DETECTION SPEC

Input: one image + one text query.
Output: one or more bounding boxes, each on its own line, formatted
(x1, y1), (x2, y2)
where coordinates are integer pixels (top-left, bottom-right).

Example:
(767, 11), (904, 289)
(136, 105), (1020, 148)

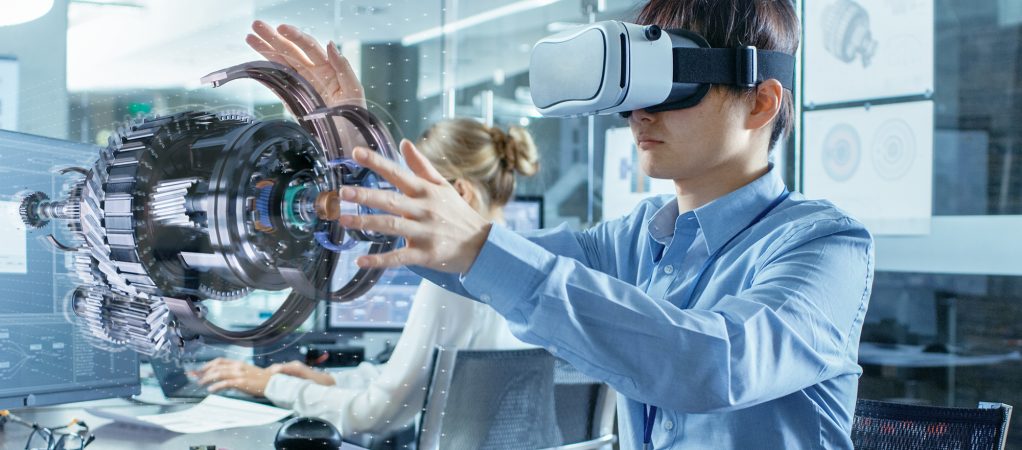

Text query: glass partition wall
(65, 0), (645, 228)
(798, 1), (1022, 446)
(62, 0), (451, 335)
(443, 0), (643, 228)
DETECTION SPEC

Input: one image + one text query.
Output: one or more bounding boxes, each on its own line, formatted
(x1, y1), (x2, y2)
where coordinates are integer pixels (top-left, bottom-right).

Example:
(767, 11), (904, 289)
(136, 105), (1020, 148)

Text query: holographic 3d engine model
(17, 62), (399, 355)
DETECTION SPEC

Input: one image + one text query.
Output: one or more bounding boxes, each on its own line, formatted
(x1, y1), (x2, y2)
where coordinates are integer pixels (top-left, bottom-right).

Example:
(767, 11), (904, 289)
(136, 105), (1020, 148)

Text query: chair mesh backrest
(429, 348), (561, 450)
(554, 358), (604, 443)
(852, 399), (1012, 450)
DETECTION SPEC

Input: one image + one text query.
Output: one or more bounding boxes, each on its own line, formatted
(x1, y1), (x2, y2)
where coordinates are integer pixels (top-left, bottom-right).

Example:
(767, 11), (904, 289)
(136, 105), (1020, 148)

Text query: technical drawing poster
(804, 0), (933, 105)
(602, 127), (675, 221)
(0, 58), (16, 131)
(803, 101), (933, 235)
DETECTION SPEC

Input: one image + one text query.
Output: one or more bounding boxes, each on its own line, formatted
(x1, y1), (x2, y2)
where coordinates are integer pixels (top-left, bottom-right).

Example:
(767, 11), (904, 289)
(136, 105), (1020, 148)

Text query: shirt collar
(644, 164), (786, 257)
(647, 200), (680, 246)
(647, 197), (699, 264)
(694, 164), (787, 254)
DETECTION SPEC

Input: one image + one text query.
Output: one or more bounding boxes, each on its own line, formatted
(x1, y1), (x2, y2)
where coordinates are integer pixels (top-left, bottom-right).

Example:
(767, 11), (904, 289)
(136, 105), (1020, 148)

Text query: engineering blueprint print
(804, 0), (934, 105)
(803, 101), (934, 235)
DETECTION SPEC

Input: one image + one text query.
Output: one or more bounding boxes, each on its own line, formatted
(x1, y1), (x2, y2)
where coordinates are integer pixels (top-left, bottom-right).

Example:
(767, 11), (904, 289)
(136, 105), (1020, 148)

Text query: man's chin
(639, 162), (674, 180)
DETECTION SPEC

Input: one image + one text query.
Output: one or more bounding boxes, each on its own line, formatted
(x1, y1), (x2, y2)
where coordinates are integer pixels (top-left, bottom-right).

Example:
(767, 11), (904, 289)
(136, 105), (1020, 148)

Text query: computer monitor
(504, 195), (544, 231)
(327, 196), (544, 331)
(0, 130), (140, 409)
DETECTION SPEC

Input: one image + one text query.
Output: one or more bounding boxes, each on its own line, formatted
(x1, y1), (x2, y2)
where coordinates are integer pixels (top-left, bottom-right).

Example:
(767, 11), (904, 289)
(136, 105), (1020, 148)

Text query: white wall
(0, 0), (69, 139)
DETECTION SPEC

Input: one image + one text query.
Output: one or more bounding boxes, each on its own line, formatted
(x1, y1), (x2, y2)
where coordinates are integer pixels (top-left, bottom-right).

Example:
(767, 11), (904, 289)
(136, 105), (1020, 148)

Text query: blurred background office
(1, 0), (1022, 447)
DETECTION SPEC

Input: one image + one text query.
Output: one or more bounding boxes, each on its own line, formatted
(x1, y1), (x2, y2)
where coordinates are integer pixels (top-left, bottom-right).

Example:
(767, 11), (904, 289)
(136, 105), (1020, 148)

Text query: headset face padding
(621, 28), (713, 118)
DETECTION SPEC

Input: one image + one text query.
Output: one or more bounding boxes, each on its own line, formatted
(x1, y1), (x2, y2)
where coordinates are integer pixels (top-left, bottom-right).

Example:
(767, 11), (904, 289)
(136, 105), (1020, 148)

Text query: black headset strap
(671, 47), (796, 91)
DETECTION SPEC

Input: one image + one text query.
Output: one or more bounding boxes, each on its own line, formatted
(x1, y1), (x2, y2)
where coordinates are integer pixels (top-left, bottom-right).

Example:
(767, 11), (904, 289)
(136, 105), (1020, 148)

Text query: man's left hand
(337, 140), (491, 274)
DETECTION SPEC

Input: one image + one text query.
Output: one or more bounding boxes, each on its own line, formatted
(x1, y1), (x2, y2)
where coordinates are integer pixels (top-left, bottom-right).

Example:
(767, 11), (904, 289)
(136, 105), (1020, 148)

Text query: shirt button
(480, 294), (491, 302)
(663, 420), (674, 431)
(663, 265), (674, 274)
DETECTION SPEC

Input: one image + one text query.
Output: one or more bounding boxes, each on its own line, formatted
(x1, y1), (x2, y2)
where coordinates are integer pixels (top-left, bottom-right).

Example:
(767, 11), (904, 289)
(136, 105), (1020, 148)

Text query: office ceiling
(67, 0), (640, 96)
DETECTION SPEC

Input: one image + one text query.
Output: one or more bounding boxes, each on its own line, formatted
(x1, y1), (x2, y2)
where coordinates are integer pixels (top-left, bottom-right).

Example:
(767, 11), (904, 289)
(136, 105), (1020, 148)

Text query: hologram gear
(15, 61), (400, 355)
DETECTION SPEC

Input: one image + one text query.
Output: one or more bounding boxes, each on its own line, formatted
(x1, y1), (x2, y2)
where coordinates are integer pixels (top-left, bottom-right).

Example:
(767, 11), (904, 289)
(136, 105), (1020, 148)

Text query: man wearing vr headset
(335, 0), (874, 448)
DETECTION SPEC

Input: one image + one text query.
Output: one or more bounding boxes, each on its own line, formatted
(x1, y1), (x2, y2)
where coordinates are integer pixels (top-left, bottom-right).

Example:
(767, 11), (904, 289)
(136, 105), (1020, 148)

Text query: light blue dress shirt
(413, 166), (874, 449)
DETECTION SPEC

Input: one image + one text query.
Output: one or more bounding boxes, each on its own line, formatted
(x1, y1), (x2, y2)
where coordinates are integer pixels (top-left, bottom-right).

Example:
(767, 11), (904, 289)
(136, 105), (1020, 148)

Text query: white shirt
(262, 280), (531, 436)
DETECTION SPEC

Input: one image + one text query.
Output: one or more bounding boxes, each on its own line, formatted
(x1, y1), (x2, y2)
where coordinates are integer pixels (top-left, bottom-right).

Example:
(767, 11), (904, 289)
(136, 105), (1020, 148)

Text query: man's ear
(746, 79), (783, 132)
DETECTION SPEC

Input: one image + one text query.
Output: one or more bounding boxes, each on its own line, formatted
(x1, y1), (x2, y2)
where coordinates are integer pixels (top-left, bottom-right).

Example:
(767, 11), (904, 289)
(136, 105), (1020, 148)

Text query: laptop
(150, 358), (274, 405)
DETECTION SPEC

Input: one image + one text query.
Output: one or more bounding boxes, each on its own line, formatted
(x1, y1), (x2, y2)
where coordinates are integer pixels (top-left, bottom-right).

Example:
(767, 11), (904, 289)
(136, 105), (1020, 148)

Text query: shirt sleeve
(327, 362), (381, 389)
(261, 281), (490, 436)
(424, 218), (873, 414)
(262, 358), (384, 409)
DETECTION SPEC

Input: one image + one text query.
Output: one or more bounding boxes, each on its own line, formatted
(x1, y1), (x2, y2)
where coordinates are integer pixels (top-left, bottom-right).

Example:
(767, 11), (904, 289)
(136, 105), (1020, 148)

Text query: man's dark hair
(636, 0), (800, 150)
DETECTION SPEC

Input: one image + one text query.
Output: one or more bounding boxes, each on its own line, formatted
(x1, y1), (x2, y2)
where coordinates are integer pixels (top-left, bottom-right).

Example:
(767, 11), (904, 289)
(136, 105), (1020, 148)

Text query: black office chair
(852, 399), (1013, 450)
(553, 359), (617, 449)
(417, 348), (562, 450)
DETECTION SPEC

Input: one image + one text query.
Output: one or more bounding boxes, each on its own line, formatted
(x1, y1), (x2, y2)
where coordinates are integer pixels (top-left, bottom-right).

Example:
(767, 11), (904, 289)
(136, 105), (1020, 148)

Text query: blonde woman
(194, 21), (542, 438)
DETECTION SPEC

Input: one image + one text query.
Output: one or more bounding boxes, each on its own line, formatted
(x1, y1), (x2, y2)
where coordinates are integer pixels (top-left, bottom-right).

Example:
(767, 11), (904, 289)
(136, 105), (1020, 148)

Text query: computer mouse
(274, 417), (343, 450)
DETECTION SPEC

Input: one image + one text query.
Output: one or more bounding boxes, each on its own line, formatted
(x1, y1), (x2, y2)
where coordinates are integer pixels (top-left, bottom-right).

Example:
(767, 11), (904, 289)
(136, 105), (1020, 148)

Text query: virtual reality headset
(529, 21), (796, 117)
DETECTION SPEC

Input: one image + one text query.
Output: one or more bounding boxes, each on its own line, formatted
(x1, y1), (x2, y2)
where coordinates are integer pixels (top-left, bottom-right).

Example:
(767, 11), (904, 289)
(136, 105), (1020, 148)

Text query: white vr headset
(529, 21), (796, 117)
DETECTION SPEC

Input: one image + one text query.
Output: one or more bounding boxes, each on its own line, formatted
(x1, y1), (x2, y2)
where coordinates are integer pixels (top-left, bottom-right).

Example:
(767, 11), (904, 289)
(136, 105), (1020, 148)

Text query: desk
(0, 398), (368, 450)
(859, 342), (1022, 406)
(859, 342), (1022, 368)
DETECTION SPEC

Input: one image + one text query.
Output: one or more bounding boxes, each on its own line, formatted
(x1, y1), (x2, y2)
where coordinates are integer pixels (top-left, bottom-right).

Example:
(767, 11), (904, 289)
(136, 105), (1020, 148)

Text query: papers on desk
(86, 395), (293, 433)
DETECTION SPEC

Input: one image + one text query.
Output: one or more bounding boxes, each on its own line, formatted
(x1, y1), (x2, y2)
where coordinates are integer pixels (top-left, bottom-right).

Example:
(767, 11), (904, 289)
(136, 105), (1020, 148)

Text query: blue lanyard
(643, 404), (659, 450)
(641, 189), (790, 450)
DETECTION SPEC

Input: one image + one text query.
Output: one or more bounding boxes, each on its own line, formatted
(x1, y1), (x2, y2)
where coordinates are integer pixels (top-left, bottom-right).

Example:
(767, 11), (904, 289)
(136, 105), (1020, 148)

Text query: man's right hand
(247, 20), (366, 109)
(268, 361), (337, 386)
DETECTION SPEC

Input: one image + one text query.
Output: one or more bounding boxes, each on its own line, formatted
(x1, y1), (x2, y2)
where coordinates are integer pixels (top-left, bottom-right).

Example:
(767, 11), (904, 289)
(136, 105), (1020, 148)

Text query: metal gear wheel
(18, 191), (51, 229)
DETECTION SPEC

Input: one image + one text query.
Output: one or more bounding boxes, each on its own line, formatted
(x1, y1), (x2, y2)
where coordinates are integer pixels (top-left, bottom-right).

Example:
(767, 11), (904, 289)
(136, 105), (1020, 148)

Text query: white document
(803, 0), (933, 105)
(803, 101), (934, 235)
(0, 58), (16, 131)
(0, 201), (27, 273)
(86, 395), (293, 434)
(601, 127), (675, 221)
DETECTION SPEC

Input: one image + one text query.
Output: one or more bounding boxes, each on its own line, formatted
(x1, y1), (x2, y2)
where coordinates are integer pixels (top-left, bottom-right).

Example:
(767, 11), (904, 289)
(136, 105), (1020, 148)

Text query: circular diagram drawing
(822, 123), (862, 182)
(872, 119), (916, 180)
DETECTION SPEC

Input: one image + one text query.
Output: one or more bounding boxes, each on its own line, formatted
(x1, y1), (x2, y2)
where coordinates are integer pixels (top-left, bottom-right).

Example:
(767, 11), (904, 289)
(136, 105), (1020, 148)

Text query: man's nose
(628, 108), (655, 123)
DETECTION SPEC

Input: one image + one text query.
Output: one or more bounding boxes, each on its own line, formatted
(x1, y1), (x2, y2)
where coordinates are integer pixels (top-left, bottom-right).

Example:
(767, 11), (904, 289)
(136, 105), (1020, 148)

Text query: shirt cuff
(461, 224), (555, 314)
(263, 373), (308, 409)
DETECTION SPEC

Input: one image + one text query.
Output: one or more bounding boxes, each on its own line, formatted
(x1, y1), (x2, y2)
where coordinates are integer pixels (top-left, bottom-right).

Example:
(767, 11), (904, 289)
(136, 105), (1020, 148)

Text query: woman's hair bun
(493, 125), (539, 177)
